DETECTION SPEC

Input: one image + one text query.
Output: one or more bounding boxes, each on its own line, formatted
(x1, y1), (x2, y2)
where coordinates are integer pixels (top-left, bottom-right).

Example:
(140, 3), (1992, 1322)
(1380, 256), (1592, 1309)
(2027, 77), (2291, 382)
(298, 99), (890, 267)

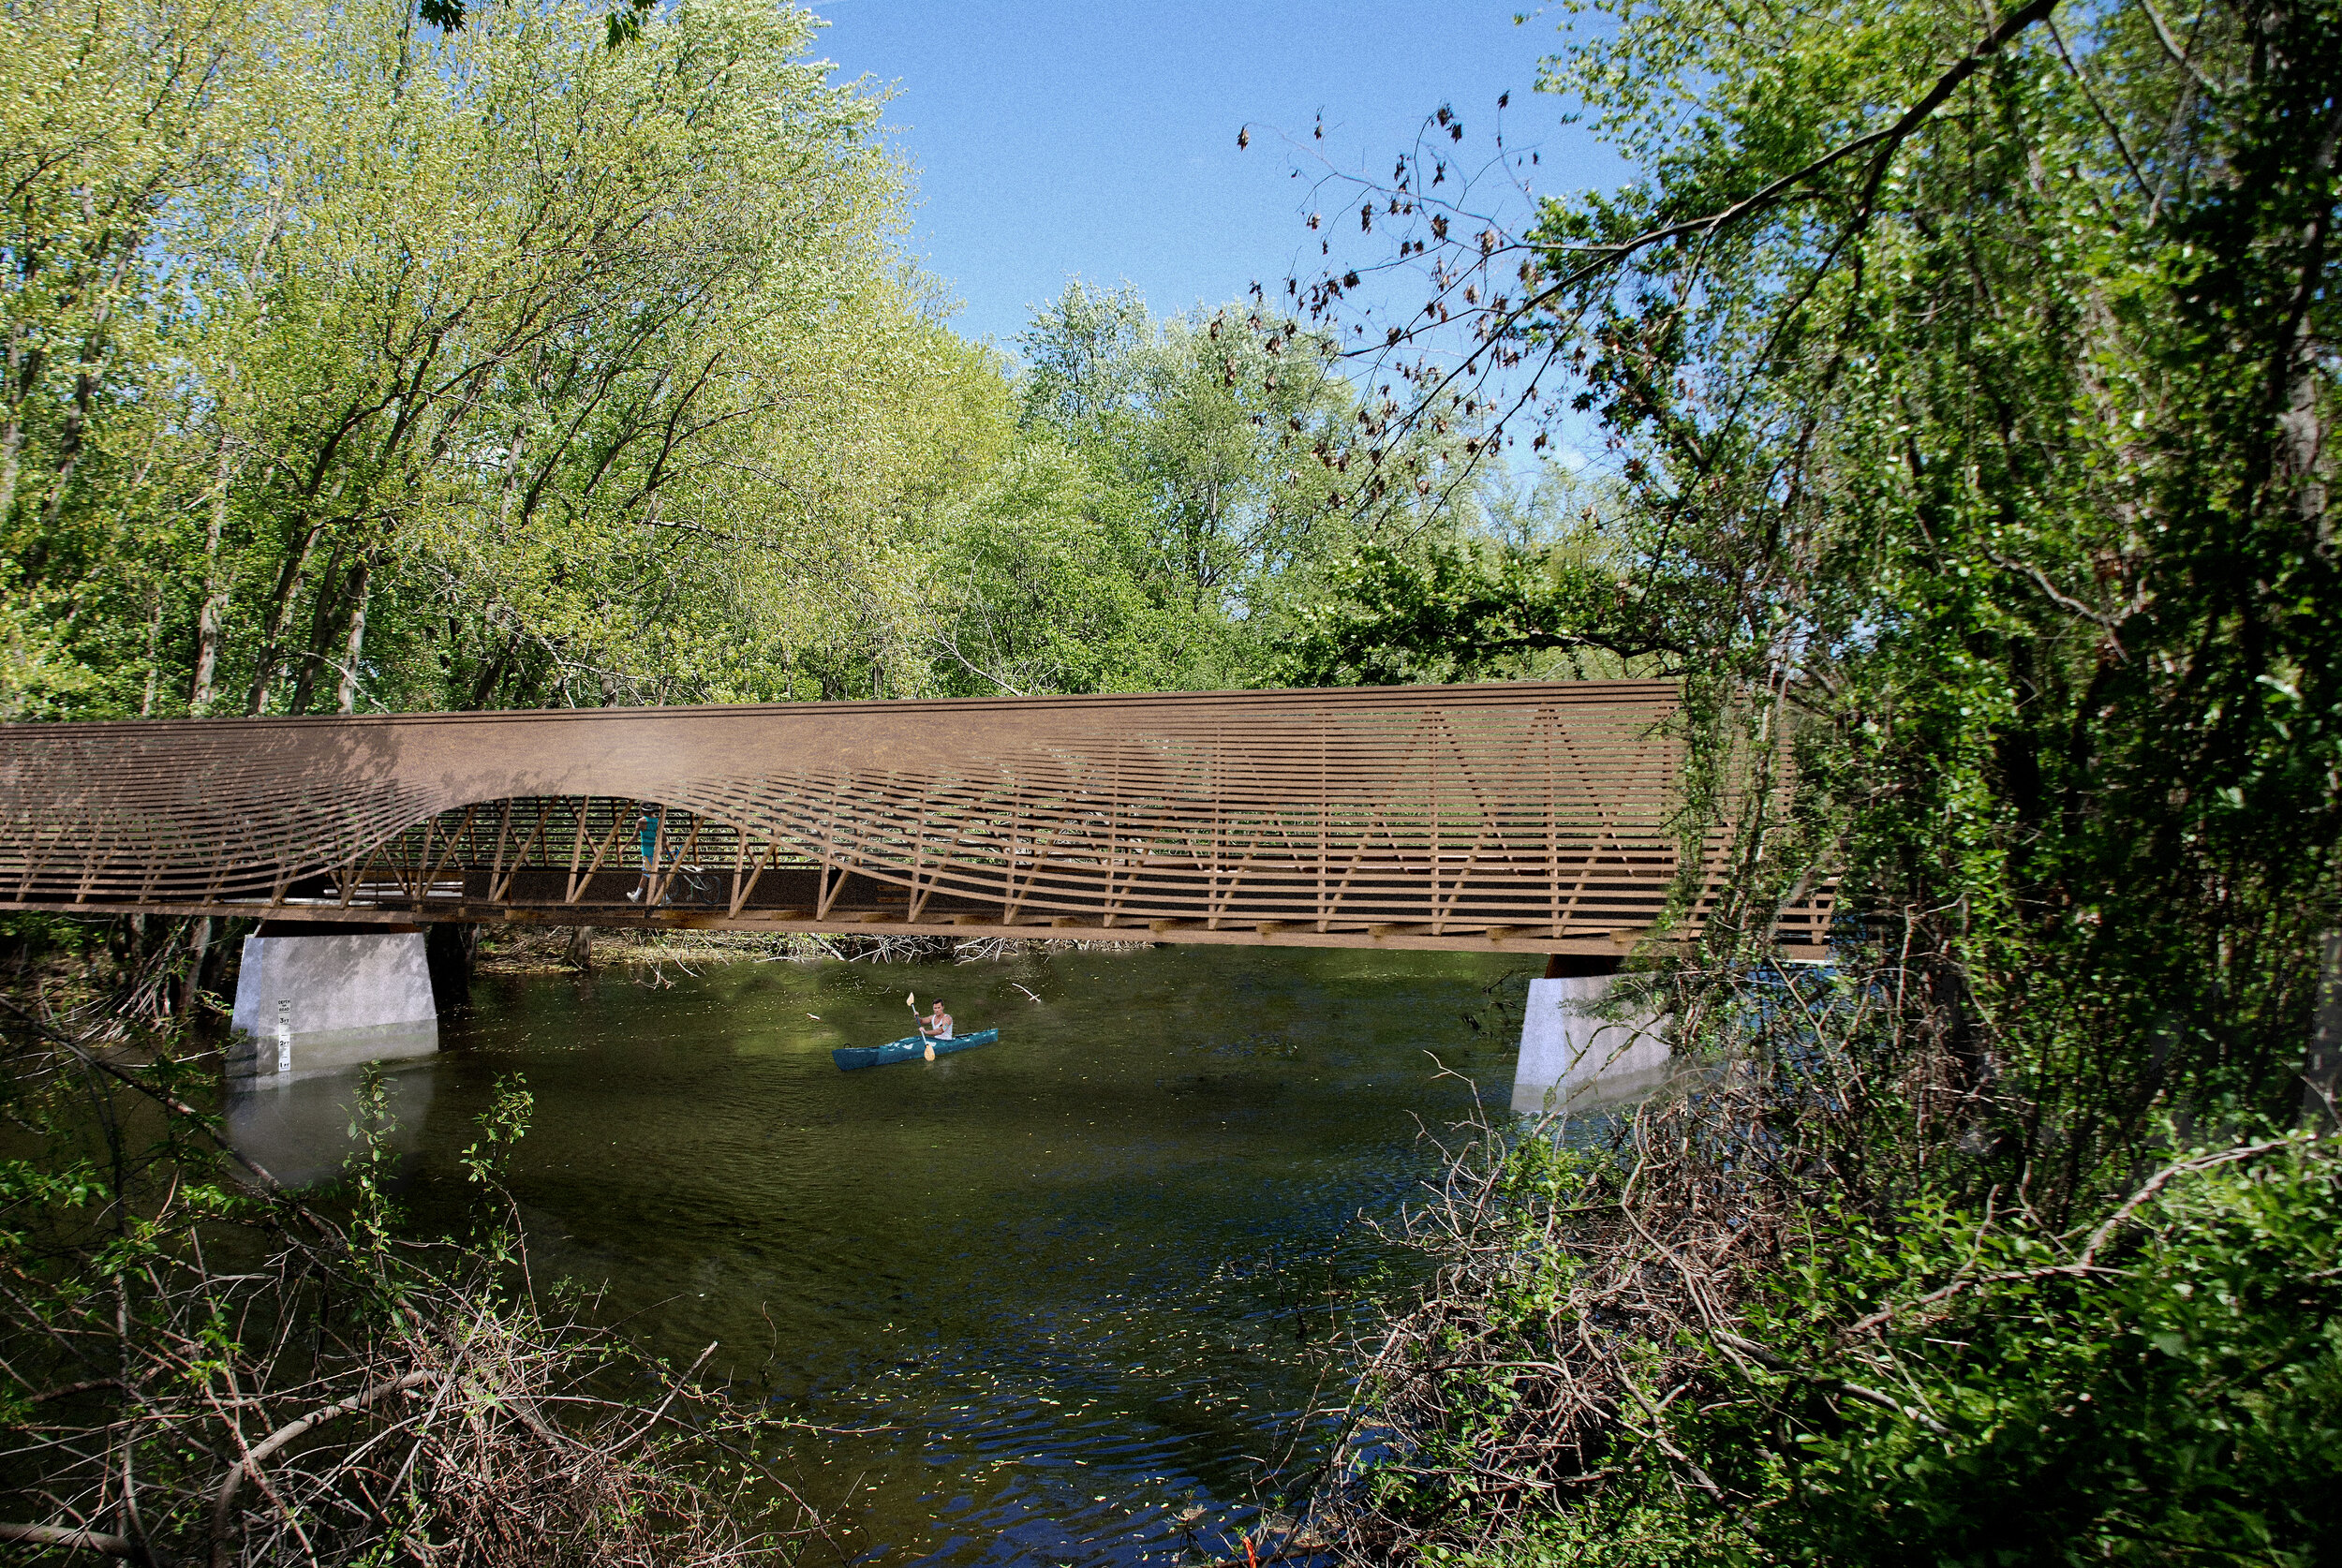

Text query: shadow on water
(229, 944), (1533, 1567)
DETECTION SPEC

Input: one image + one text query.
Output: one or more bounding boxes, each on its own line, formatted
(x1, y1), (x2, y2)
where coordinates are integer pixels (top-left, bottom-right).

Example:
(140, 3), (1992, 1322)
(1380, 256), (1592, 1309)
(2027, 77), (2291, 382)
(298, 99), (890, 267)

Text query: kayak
(832, 1028), (1000, 1072)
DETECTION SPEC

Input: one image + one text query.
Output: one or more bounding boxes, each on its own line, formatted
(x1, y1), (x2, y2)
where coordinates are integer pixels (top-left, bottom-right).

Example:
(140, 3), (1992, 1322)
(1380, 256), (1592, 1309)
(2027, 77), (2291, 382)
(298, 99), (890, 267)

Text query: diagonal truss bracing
(0, 681), (1831, 954)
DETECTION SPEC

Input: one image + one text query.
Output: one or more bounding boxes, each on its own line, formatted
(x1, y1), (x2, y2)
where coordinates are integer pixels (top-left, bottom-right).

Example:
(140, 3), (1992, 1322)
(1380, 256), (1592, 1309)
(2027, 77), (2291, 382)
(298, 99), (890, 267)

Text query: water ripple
(274, 945), (1528, 1565)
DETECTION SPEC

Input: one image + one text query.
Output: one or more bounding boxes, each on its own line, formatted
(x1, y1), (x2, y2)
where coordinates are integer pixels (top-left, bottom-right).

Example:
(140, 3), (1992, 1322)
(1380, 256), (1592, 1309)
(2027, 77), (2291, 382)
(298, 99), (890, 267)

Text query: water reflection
(230, 945), (1533, 1566)
(225, 1061), (436, 1189)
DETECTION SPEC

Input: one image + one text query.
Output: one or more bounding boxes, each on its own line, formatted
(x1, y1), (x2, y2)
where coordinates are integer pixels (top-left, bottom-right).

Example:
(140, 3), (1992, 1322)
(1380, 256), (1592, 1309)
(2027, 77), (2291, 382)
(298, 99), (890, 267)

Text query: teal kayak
(832, 1028), (1000, 1072)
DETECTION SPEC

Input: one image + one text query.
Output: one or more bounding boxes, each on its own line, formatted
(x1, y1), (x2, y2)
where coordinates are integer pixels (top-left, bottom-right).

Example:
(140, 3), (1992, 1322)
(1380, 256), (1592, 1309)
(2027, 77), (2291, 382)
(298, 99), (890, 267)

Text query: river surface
(226, 944), (1533, 1565)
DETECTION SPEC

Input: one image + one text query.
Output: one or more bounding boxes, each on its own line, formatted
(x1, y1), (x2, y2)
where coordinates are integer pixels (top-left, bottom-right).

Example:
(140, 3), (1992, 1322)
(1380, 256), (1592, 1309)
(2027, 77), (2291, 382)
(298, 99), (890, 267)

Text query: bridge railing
(0, 681), (1832, 955)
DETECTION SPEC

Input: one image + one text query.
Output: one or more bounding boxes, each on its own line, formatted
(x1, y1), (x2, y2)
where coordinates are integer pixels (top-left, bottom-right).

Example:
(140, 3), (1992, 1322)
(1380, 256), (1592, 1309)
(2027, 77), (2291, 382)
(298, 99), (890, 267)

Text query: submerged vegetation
(5, 0), (2339, 1560)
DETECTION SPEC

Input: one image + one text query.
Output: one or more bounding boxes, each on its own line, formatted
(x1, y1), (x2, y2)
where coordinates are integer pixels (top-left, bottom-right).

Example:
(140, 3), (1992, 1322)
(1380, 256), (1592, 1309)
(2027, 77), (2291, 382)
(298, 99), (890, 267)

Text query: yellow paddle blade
(905, 991), (916, 1009)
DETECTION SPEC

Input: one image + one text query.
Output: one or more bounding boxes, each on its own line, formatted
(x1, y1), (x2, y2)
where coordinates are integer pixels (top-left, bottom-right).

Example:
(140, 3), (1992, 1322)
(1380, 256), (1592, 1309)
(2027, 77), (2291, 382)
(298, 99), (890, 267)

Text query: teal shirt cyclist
(628, 806), (664, 904)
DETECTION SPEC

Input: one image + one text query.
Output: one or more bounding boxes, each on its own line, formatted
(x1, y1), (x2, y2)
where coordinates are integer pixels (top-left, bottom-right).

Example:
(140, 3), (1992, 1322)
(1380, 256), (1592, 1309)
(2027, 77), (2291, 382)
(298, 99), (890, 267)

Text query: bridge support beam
(229, 924), (438, 1081)
(1510, 961), (1669, 1115)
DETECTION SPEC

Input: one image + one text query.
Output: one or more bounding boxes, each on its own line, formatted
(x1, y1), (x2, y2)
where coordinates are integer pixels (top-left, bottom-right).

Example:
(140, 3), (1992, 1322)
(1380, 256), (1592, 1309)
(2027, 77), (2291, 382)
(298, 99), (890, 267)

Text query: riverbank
(0, 928), (830, 1564)
(7, 918), (1526, 1565)
(471, 923), (1154, 975)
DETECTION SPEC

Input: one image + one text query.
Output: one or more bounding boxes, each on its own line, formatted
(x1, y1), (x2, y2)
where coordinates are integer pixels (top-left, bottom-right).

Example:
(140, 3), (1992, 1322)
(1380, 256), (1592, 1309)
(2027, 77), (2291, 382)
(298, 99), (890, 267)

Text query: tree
(1309, 0), (2339, 1156)
(996, 280), (1478, 694)
(1015, 281), (1362, 615)
(0, 0), (290, 717)
(923, 441), (1201, 696)
(1295, 0), (2342, 1556)
(5, 0), (992, 718)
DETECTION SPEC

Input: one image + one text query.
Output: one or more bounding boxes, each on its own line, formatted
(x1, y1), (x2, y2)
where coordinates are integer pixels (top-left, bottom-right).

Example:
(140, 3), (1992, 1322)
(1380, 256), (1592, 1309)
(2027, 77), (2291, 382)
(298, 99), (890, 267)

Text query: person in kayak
(916, 999), (953, 1061)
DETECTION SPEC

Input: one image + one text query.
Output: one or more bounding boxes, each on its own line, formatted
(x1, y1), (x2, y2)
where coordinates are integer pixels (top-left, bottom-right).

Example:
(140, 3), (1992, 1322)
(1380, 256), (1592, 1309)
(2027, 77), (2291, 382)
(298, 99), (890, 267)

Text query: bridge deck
(0, 681), (1828, 956)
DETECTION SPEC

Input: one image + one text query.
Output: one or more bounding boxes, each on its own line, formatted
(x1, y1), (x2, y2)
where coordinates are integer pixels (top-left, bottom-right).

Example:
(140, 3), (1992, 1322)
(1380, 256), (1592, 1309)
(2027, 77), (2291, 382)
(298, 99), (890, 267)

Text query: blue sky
(811, 0), (1627, 354)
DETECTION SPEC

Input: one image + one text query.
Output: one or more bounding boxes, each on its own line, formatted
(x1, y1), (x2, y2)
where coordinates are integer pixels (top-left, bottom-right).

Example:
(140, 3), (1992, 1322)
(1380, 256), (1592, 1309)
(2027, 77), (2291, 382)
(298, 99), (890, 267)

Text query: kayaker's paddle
(907, 992), (934, 1061)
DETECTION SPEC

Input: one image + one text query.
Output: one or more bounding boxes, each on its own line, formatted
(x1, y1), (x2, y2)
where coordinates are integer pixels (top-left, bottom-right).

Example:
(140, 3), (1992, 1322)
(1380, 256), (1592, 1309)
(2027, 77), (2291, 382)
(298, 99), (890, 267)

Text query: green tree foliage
(5, 0), (1501, 720)
(3, 0), (999, 717)
(1285, 464), (1655, 684)
(1017, 282), (1355, 613)
(922, 442), (1206, 696)
(1450, 0), (2334, 1164)
(1702, 1144), (2342, 1565)
(923, 280), (1467, 696)
(1294, 0), (2342, 1556)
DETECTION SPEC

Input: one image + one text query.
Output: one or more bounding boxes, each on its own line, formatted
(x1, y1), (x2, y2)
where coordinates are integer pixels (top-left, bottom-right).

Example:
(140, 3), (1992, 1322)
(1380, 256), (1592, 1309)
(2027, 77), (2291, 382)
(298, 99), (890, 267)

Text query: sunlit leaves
(4, 0), (992, 715)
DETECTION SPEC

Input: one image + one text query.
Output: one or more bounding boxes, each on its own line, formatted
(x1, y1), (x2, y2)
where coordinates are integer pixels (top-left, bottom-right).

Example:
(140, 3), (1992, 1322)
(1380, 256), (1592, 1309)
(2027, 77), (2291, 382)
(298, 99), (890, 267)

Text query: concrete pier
(228, 923), (438, 1081)
(1510, 973), (1669, 1115)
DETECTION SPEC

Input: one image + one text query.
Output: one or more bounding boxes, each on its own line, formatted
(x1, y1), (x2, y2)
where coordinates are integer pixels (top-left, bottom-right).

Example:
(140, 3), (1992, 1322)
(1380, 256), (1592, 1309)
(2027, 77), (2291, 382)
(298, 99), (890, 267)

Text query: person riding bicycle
(627, 805), (665, 904)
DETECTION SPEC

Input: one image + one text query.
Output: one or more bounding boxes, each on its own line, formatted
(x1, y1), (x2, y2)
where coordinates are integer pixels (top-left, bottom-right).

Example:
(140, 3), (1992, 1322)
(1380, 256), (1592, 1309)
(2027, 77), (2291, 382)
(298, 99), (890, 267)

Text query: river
(227, 943), (1532, 1565)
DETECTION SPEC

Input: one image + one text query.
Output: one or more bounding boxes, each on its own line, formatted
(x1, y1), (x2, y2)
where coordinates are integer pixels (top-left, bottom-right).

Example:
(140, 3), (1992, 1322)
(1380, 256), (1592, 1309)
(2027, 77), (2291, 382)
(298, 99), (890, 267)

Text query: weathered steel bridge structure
(0, 680), (1828, 959)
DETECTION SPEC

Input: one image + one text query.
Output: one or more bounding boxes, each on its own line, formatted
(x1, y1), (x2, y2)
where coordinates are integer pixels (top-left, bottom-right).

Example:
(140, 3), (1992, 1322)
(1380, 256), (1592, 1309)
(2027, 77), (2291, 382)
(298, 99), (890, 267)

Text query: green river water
(226, 944), (1533, 1566)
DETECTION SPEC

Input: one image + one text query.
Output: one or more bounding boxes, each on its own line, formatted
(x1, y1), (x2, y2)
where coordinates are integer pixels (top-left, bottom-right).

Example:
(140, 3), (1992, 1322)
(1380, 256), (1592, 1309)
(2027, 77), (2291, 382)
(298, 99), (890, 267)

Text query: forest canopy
(6, 0), (1542, 719)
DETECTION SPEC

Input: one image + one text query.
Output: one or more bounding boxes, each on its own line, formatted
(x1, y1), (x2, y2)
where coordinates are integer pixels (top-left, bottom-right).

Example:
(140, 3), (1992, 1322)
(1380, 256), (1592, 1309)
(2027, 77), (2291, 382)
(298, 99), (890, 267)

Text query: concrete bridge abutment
(228, 922), (439, 1082)
(1510, 954), (1670, 1115)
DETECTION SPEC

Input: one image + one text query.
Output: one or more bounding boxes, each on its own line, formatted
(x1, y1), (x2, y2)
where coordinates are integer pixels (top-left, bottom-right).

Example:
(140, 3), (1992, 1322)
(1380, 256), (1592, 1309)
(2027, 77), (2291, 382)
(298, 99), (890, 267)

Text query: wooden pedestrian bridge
(0, 680), (1828, 960)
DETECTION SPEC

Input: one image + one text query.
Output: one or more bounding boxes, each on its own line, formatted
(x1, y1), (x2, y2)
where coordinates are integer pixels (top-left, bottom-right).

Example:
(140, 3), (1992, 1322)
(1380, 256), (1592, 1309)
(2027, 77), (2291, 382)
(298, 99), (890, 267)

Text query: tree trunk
(179, 917), (213, 1017)
(189, 435), (232, 715)
(2303, 931), (2341, 1134)
(139, 584), (163, 717)
(0, 321), (38, 530)
(467, 629), (519, 711)
(288, 540), (348, 715)
(2259, 1), (2338, 543)
(335, 553), (373, 712)
(245, 521), (325, 715)
(37, 335), (101, 533)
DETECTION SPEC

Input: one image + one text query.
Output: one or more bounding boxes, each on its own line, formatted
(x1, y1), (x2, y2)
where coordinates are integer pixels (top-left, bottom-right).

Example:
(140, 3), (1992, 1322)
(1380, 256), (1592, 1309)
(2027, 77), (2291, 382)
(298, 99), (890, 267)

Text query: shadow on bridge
(0, 681), (1831, 959)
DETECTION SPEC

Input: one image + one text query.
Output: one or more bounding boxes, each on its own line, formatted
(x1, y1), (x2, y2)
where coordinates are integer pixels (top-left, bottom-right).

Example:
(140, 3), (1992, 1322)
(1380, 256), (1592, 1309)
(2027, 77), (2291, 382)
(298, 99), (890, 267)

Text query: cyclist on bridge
(627, 805), (665, 905)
